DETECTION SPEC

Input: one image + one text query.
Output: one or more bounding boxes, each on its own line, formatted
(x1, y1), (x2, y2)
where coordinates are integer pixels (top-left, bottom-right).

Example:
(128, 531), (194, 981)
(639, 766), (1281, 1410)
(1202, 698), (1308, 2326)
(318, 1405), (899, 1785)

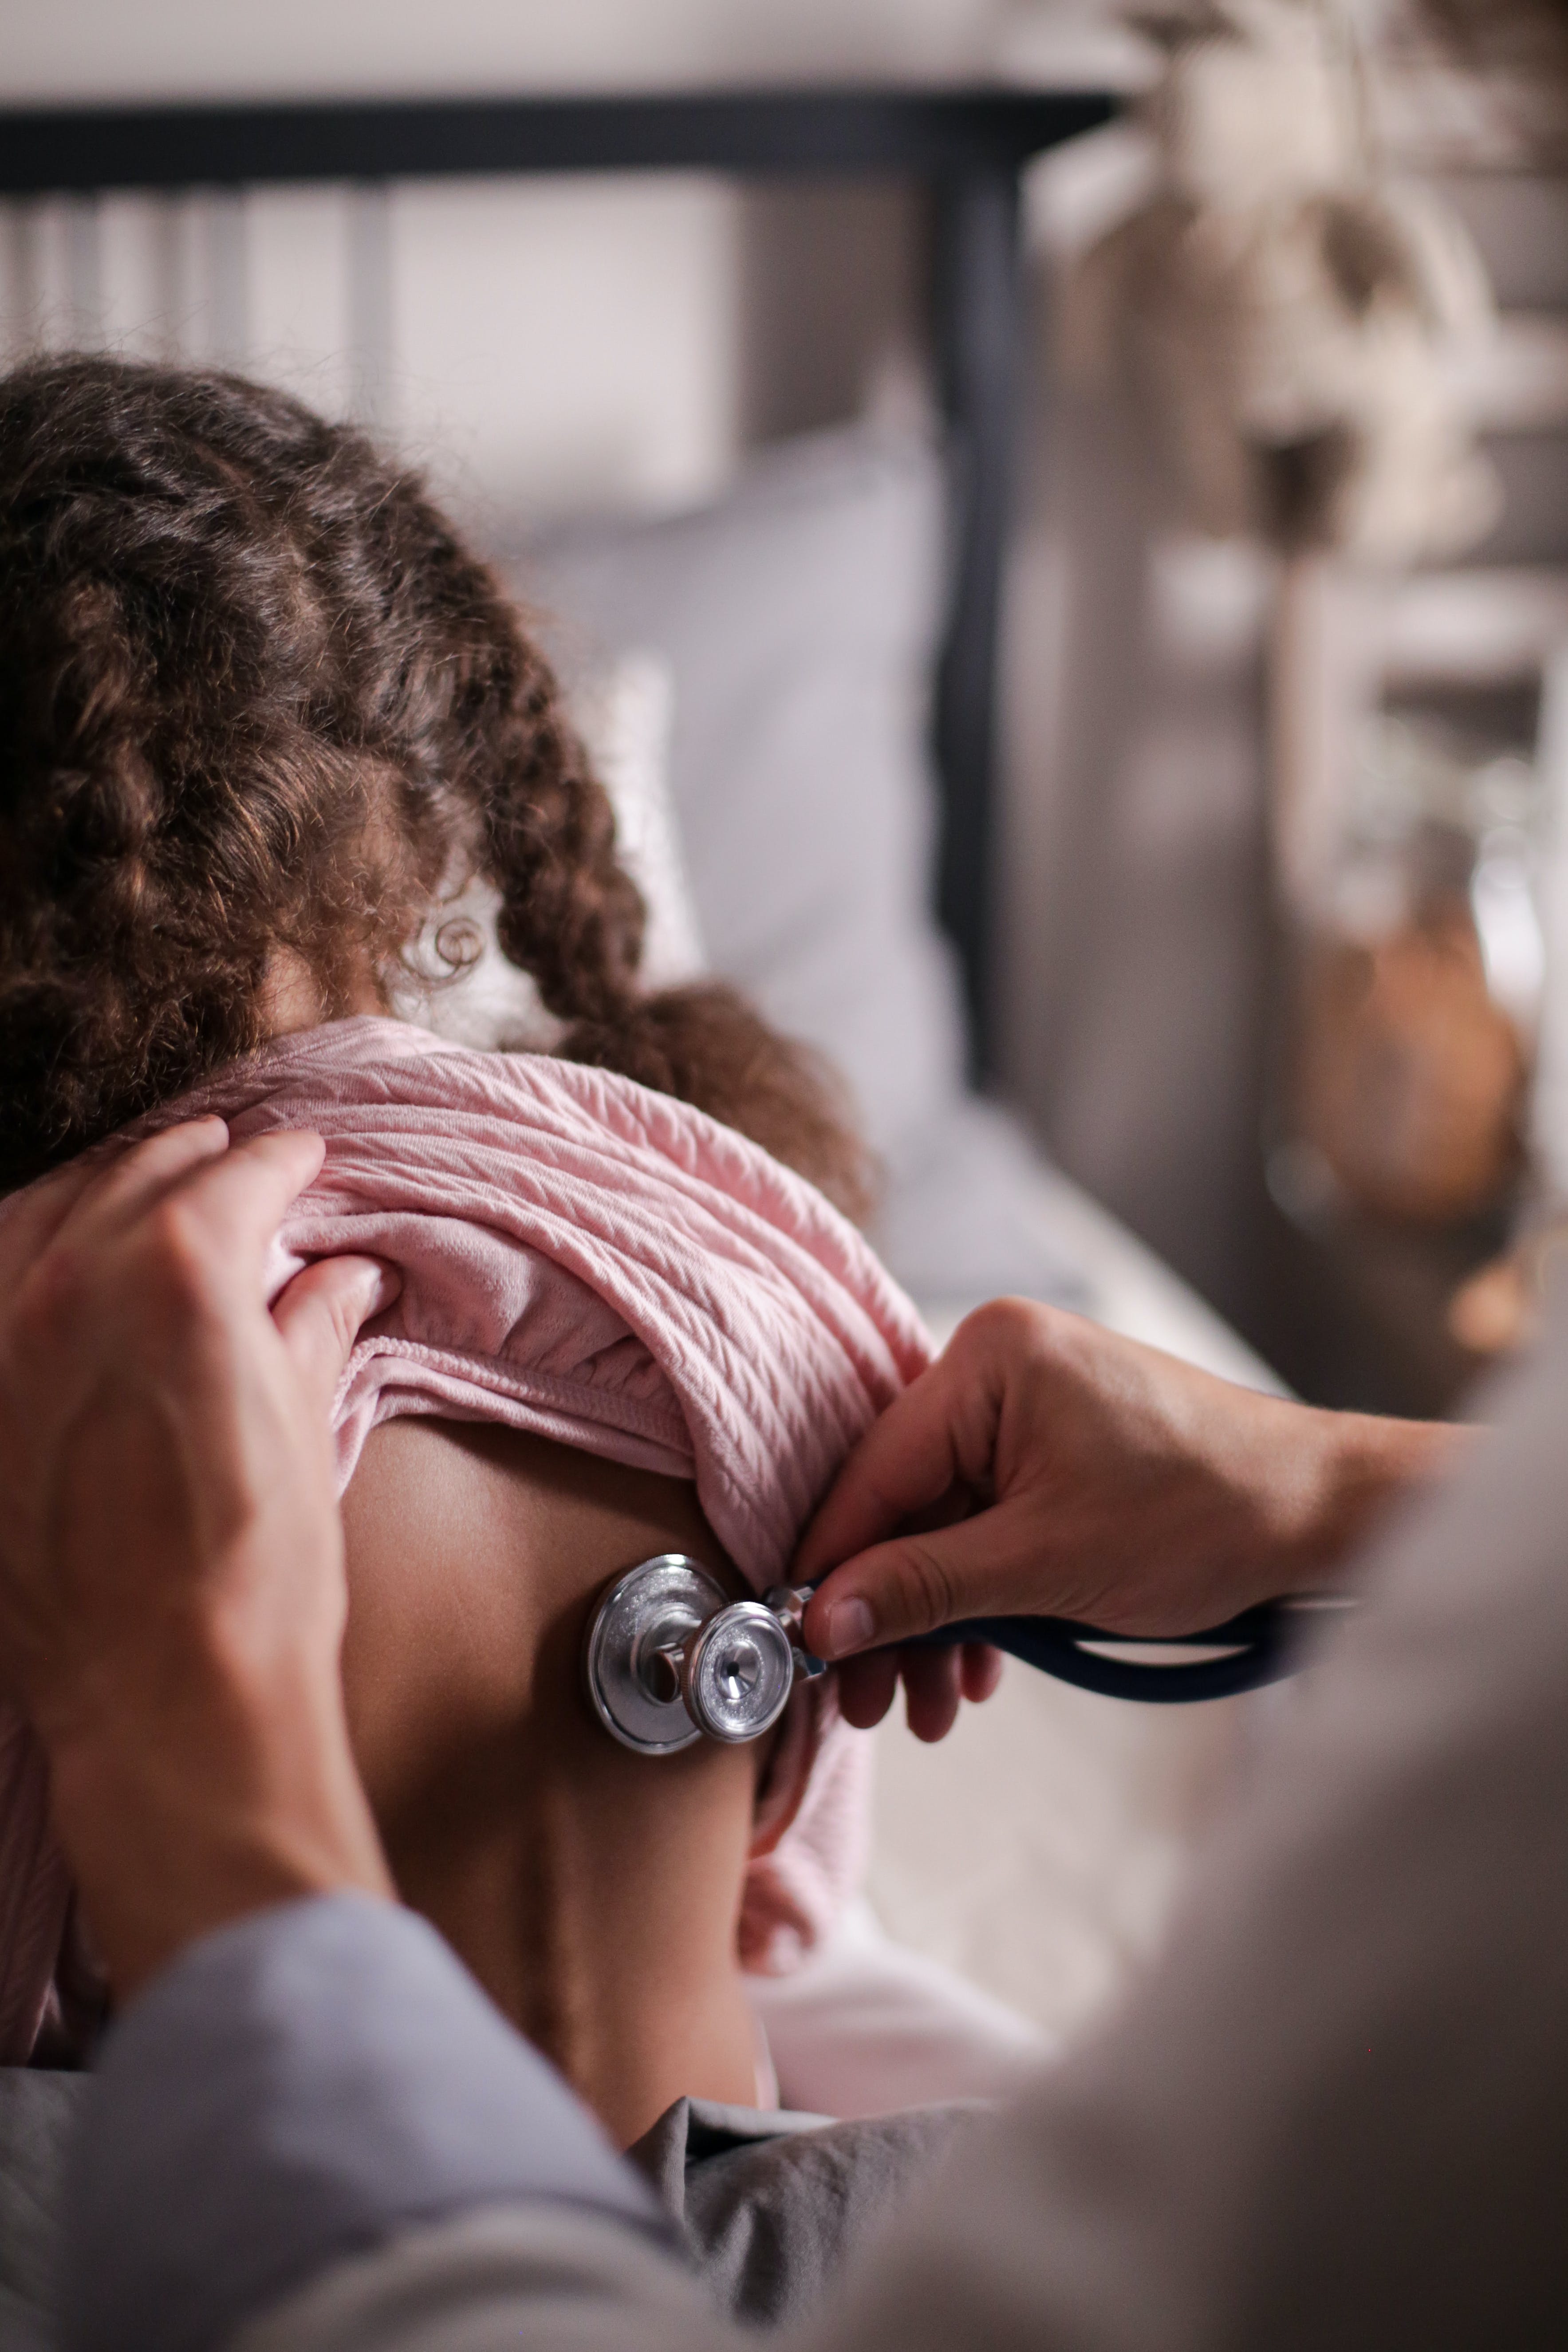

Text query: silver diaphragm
(684, 1601), (796, 1743)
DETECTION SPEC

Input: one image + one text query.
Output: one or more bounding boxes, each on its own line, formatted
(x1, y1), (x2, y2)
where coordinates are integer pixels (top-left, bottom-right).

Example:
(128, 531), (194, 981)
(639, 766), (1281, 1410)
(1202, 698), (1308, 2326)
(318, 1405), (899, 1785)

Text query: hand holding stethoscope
(787, 1299), (1469, 1743)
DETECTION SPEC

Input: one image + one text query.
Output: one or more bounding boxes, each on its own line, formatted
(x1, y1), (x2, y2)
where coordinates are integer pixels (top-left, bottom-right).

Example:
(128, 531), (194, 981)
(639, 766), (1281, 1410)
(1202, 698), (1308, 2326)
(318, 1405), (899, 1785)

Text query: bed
(0, 80), (1277, 2057)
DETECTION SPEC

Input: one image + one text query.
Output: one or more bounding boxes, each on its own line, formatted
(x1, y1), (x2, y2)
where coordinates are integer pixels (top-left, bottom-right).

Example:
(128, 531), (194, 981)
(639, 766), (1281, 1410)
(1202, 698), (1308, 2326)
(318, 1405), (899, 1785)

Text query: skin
(339, 1420), (802, 2147)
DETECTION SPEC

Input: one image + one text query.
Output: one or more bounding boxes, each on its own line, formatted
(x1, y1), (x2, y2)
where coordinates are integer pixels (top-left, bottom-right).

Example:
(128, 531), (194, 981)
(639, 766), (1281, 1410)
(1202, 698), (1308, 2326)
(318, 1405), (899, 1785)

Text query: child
(0, 357), (1037, 2169)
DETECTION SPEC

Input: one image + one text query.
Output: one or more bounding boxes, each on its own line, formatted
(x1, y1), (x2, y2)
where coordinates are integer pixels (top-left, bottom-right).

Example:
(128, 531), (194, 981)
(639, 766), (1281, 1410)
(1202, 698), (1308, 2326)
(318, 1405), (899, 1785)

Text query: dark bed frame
(0, 84), (1115, 1074)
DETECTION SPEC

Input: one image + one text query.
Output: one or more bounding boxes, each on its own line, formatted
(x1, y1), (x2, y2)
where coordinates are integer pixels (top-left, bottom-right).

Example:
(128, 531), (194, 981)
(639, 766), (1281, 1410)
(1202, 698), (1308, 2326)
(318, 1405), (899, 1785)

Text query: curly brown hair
(0, 354), (871, 1212)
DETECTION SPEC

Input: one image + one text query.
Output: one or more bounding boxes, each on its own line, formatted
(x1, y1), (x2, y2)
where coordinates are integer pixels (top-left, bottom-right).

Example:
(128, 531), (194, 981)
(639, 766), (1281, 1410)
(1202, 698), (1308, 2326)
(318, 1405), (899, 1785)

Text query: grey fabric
(0, 2064), (974, 2344)
(2, 2044), (969, 2347)
(629, 2096), (980, 2329)
(504, 428), (1086, 1314)
(228, 2203), (716, 2352)
(64, 1894), (661, 2352)
(511, 429), (959, 1164)
(167, 1305), (1568, 2352)
(0, 2070), (84, 2352)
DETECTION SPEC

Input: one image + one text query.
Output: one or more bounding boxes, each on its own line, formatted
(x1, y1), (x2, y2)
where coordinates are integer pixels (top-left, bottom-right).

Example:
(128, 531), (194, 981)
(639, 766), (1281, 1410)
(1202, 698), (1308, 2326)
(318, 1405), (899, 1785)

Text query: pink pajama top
(0, 1018), (933, 2060)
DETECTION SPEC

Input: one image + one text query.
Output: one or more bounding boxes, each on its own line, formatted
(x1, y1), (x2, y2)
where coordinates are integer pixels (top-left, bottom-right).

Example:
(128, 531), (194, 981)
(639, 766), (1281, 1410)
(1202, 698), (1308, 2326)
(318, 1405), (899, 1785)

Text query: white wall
(1, 0), (1019, 514)
(3, 0), (1007, 102)
(3, 177), (744, 515)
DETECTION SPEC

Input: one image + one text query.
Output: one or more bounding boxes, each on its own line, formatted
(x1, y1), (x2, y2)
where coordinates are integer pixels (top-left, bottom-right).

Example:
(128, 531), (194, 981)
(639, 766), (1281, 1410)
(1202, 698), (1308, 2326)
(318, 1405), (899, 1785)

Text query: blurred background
(11, 0), (1567, 1418)
(7, 0), (1566, 2035)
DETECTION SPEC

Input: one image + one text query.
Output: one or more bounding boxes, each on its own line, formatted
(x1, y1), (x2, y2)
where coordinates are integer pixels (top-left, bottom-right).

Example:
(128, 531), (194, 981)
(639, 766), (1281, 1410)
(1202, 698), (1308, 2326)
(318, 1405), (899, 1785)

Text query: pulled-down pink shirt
(0, 1019), (933, 2060)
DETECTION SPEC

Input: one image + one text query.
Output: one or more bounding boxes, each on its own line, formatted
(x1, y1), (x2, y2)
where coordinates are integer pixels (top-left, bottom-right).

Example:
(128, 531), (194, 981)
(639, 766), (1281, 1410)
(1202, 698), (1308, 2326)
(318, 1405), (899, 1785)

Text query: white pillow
(572, 651), (704, 989)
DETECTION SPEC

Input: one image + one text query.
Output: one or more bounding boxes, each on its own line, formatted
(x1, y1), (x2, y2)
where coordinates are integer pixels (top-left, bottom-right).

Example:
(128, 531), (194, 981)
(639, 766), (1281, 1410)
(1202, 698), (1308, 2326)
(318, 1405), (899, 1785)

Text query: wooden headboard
(0, 83), (1115, 1073)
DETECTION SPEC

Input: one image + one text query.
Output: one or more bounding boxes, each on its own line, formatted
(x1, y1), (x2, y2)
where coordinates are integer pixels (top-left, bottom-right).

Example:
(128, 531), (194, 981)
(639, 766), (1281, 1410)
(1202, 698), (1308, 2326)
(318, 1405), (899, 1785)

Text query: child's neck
(388, 1749), (763, 2145)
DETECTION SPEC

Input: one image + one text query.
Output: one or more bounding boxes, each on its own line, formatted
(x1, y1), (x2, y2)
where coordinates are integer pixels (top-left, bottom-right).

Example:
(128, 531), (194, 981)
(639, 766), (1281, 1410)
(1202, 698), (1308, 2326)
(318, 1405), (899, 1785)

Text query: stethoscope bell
(583, 1555), (815, 1756)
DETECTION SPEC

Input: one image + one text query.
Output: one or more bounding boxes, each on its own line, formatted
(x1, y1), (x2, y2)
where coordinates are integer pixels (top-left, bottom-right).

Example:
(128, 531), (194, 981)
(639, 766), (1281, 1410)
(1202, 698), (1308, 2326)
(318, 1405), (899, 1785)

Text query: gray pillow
(497, 428), (1085, 1312)
(506, 427), (965, 1162)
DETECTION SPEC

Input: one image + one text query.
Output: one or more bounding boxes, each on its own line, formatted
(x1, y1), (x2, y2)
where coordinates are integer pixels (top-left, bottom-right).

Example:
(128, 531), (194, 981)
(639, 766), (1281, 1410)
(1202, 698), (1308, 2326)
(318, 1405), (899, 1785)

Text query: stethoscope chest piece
(584, 1555), (1313, 1757)
(583, 1554), (800, 1755)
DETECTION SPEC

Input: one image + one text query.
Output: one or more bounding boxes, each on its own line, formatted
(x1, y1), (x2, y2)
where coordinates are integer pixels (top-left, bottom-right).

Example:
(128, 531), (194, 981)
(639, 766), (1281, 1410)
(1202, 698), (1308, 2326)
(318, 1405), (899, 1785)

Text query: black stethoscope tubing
(583, 1565), (1343, 1757)
(900, 1601), (1306, 1703)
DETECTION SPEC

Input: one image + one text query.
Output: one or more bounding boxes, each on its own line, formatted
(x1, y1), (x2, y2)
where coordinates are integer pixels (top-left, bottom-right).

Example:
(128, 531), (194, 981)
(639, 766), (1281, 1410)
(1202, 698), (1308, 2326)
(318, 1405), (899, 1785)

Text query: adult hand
(797, 1299), (1469, 1742)
(0, 1120), (396, 1998)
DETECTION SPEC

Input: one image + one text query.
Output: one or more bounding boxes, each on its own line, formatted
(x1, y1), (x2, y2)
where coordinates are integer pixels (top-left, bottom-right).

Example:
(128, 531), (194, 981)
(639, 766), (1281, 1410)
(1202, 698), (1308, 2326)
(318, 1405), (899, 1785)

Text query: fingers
(273, 1256), (401, 1425)
(0, 1151), (115, 1284)
(804, 1497), (1048, 1660)
(1, 1124), (231, 1302)
(835, 1650), (900, 1732)
(0, 1123), (240, 1412)
(5, 1130), (333, 1460)
(794, 1300), (1049, 1595)
(960, 1642), (1005, 1705)
(154, 1131), (329, 1289)
(839, 1648), (973, 1746)
(834, 1640), (1002, 1742)
(901, 1646), (962, 1743)
(49, 1118), (233, 1251)
(38, 1126), (323, 1300)
(896, 1642), (1001, 1742)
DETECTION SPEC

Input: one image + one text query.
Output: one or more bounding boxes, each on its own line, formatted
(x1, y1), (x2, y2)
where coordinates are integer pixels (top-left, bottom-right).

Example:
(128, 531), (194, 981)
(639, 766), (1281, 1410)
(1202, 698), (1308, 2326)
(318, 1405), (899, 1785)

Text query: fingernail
(824, 1598), (876, 1657)
(371, 1264), (402, 1313)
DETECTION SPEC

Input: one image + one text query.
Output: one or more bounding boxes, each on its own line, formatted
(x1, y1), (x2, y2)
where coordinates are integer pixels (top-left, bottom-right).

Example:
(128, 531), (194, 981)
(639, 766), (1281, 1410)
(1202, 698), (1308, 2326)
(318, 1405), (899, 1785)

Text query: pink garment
(0, 1017), (932, 2058)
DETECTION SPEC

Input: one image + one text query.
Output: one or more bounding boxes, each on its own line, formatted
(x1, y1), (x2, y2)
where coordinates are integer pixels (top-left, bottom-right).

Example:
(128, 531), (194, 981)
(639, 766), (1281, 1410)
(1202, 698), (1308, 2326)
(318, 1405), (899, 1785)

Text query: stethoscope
(583, 1554), (1329, 1755)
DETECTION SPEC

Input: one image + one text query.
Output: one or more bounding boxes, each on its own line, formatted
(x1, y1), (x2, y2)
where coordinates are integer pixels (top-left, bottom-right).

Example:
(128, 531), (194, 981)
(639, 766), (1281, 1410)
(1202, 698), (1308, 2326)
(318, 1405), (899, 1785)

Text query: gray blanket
(2, 2068), (975, 2343)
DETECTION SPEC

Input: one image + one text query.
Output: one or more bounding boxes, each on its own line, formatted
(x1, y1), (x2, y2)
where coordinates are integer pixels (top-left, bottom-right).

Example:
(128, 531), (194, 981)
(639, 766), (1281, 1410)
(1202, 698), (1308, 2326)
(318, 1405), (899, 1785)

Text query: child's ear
(747, 1685), (816, 1860)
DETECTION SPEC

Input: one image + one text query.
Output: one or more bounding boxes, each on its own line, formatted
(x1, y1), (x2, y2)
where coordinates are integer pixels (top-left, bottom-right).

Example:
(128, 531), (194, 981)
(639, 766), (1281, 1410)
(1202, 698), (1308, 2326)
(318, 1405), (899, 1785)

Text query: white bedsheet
(749, 1898), (1054, 2121)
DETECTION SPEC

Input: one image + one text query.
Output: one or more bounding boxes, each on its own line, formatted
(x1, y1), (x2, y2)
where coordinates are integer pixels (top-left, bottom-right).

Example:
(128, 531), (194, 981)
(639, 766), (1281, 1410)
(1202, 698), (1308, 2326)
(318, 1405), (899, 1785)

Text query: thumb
(272, 1256), (400, 1426)
(803, 1491), (1067, 1661)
